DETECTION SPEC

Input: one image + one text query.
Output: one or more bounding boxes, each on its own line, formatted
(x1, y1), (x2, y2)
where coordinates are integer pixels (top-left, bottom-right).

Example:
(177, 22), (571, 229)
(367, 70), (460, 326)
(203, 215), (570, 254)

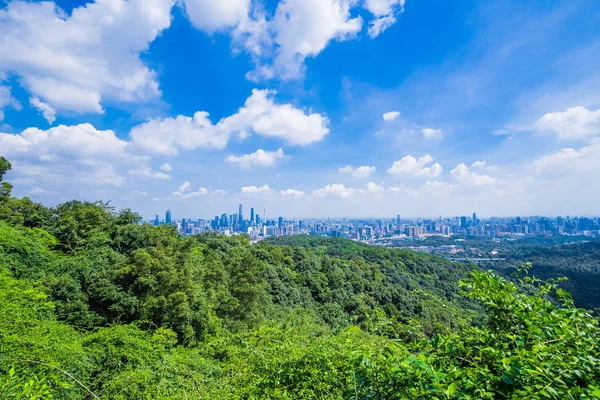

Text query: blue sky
(1, 0), (599, 219)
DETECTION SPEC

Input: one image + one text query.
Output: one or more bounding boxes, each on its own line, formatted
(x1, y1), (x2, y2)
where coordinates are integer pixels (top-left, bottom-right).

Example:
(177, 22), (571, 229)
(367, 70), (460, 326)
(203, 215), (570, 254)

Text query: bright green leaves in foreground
(2, 263), (600, 398)
(351, 268), (600, 399)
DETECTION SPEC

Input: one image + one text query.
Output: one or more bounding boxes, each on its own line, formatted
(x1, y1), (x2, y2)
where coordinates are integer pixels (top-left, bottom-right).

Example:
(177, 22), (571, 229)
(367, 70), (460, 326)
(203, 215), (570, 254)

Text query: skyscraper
(238, 204), (243, 224)
(460, 216), (467, 228)
(166, 209), (172, 224)
(472, 212), (477, 226)
(154, 215), (159, 226)
(250, 207), (255, 224)
(278, 216), (283, 228)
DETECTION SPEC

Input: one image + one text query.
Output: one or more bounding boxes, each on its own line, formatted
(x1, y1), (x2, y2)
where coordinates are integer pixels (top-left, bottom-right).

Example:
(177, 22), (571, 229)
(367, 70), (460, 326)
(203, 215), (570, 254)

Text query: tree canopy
(1, 158), (599, 399)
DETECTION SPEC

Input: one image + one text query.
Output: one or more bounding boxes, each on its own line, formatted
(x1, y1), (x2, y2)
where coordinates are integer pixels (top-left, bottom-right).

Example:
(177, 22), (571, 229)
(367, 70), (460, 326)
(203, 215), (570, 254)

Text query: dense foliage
(386, 235), (600, 311)
(1, 157), (600, 399)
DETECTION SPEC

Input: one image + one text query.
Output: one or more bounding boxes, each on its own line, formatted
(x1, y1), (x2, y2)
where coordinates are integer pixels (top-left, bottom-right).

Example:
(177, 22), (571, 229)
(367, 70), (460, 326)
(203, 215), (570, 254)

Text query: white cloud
(249, 0), (363, 80)
(532, 140), (600, 178)
(471, 160), (486, 169)
(132, 190), (147, 196)
(339, 165), (376, 178)
(178, 181), (192, 193)
(28, 186), (49, 195)
(534, 106), (600, 140)
(313, 182), (384, 198)
(220, 89), (329, 146)
(313, 183), (355, 198)
(129, 111), (229, 156)
(128, 166), (171, 179)
(387, 154), (443, 177)
(29, 97), (56, 124)
(0, 123), (146, 186)
(131, 89), (329, 155)
(182, 0), (250, 33)
(159, 162), (173, 171)
(0, 85), (21, 120)
(241, 184), (272, 195)
(364, 181), (384, 195)
(225, 148), (285, 168)
(382, 111), (400, 121)
(422, 128), (442, 139)
(0, 0), (174, 115)
(172, 181), (209, 199)
(364, 0), (405, 38)
(280, 188), (305, 198)
(450, 163), (497, 185)
(0, 123), (135, 161)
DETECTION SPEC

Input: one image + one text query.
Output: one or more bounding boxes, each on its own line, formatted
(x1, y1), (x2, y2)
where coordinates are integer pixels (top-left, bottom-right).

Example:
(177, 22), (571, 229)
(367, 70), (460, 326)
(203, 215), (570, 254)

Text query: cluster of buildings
(151, 207), (600, 242)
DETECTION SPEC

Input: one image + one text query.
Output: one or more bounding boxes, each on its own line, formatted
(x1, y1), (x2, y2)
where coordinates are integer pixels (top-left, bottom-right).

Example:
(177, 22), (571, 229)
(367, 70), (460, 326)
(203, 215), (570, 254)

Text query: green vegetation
(1, 157), (600, 399)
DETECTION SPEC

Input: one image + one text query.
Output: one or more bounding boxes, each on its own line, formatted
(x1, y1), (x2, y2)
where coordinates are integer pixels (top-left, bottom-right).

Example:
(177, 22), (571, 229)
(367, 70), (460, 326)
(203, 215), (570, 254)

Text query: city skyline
(152, 203), (600, 242)
(0, 0), (599, 217)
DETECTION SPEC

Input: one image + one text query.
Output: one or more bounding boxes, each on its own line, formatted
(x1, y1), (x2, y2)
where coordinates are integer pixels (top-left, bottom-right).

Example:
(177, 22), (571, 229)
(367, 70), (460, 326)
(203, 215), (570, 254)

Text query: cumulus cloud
(128, 166), (171, 179)
(387, 155), (443, 177)
(365, 0), (405, 38)
(225, 148), (285, 168)
(313, 182), (384, 198)
(182, 0), (250, 33)
(131, 89), (329, 156)
(0, 85), (21, 120)
(313, 183), (356, 198)
(160, 163), (173, 171)
(129, 111), (229, 156)
(471, 160), (486, 169)
(29, 97), (56, 124)
(172, 181), (209, 199)
(28, 186), (49, 195)
(532, 140), (600, 178)
(0, 0), (174, 115)
(0, 123), (145, 186)
(241, 184), (272, 195)
(450, 164), (497, 185)
(248, 0), (363, 80)
(219, 89), (329, 146)
(0, 123), (135, 161)
(280, 189), (305, 198)
(422, 128), (442, 139)
(534, 106), (600, 140)
(339, 165), (376, 178)
(382, 111), (400, 121)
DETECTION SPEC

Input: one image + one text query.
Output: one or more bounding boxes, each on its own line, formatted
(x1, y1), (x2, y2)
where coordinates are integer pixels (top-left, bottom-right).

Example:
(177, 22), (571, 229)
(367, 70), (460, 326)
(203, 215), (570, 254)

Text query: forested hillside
(1, 157), (600, 399)
(490, 241), (600, 311)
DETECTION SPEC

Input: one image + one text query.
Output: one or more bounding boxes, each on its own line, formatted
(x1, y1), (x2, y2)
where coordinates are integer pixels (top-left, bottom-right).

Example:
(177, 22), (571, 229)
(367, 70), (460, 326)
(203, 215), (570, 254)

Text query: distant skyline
(1, 0), (599, 218)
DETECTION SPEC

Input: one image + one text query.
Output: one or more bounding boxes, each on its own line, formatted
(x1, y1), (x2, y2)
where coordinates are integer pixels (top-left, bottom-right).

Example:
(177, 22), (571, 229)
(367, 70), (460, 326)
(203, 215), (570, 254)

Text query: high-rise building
(472, 212), (477, 226)
(238, 204), (243, 225)
(278, 216), (283, 228)
(460, 216), (467, 229)
(166, 209), (172, 224)
(250, 208), (255, 224)
(396, 214), (401, 227)
(154, 215), (159, 226)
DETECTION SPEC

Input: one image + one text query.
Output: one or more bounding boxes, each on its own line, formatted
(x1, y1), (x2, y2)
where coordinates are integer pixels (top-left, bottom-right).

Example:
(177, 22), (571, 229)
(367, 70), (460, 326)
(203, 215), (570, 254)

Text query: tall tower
(166, 209), (172, 224)
(472, 212), (477, 226)
(250, 207), (255, 224)
(238, 204), (243, 224)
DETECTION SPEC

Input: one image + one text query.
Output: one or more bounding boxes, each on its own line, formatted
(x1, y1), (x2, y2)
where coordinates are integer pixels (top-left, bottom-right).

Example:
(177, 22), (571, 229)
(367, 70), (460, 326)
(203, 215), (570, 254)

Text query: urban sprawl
(151, 205), (600, 242)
